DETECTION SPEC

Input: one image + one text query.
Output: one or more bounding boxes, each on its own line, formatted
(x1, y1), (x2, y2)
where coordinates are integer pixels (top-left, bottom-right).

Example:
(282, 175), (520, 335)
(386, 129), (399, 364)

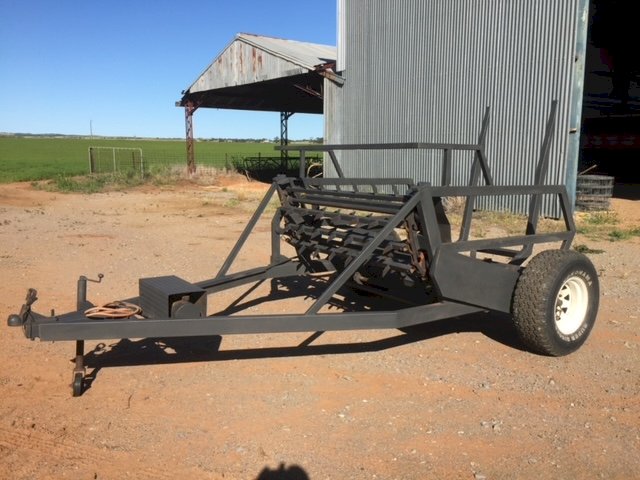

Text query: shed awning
(177, 33), (337, 114)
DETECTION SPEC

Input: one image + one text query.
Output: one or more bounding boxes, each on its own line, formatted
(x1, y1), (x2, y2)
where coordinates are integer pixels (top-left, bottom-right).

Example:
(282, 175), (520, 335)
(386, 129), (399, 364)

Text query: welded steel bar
(200, 260), (302, 294)
(527, 100), (558, 235)
(428, 184), (567, 197)
(74, 340), (84, 374)
(557, 190), (576, 249)
(27, 301), (484, 342)
(77, 276), (88, 311)
(441, 231), (574, 254)
(289, 194), (403, 215)
(328, 150), (345, 179)
(270, 209), (287, 264)
(304, 177), (415, 188)
(476, 106), (493, 185)
(508, 102), (559, 263)
(415, 187), (444, 261)
(476, 149), (493, 186)
(459, 158), (480, 241)
(216, 183), (277, 278)
(460, 107), (492, 242)
(442, 149), (452, 186)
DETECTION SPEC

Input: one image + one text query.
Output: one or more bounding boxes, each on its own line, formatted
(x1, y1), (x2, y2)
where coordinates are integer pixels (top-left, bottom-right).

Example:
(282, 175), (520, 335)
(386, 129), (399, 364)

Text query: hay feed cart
(8, 102), (600, 396)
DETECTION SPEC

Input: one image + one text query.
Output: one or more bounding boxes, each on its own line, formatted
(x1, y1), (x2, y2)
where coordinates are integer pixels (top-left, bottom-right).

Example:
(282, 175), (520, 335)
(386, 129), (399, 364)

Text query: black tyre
(512, 249), (599, 356)
(72, 372), (84, 397)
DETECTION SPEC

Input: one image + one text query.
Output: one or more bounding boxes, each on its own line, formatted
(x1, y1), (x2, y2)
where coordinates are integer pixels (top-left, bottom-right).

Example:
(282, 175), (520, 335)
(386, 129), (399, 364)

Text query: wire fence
(143, 152), (239, 169)
(85, 145), (325, 181)
(145, 152), (323, 170)
(99, 151), (323, 178)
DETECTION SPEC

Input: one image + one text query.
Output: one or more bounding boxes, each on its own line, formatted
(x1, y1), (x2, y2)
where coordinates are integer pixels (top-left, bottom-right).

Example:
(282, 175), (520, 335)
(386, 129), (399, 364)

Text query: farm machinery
(8, 102), (600, 396)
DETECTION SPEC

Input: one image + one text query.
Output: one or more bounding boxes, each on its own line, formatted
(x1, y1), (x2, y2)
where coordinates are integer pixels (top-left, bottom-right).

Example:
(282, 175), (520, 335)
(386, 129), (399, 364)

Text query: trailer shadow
(82, 312), (521, 368)
(81, 276), (526, 391)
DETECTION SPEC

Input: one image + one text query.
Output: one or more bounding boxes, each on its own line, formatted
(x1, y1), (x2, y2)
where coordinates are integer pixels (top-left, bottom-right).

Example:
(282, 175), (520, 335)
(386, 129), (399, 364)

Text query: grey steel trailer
(8, 102), (600, 396)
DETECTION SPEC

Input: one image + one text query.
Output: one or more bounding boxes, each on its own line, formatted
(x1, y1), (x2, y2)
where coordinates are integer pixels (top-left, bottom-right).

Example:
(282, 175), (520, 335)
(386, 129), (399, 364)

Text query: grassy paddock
(0, 136), (280, 183)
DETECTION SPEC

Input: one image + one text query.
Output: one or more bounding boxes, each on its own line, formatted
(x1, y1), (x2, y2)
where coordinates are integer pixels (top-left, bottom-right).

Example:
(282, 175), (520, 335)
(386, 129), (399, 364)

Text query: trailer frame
(9, 101), (596, 397)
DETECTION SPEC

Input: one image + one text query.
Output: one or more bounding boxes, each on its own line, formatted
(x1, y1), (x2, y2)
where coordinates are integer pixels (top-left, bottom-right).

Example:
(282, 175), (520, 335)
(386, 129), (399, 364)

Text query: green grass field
(0, 136), (281, 183)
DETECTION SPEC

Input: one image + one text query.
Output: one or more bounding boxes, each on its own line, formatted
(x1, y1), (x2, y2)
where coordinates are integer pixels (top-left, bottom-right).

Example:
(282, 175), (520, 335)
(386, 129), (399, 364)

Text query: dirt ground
(0, 176), (638, 480)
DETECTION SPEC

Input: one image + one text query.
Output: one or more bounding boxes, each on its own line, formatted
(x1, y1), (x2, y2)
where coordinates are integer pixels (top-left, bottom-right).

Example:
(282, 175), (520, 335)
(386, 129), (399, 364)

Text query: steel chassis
(8, 102), (576, 395)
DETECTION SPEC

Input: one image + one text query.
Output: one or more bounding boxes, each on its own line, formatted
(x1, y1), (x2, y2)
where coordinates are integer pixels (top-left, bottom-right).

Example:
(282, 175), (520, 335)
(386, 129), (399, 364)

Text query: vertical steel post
(460, 106), (491, 242)
(280, 112), (293, 170)
(527, 101), (558, 234)
(77, 276), (88, 311)
(185, 100), (198, 175)
(73, 275), (88, 396)
(565, 0), (590, 208)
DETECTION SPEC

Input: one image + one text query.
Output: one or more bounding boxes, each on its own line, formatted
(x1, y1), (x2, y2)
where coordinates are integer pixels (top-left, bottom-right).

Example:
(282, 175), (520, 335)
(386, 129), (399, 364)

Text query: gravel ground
(0, 179), (638, 480)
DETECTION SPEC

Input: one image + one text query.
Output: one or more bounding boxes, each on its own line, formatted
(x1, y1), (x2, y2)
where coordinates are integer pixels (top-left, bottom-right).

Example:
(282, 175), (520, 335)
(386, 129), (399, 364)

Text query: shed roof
(178, 33), (337, 114)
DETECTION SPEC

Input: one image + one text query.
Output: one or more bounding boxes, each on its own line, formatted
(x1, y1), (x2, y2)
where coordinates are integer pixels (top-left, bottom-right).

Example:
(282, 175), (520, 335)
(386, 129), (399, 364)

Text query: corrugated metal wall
(325, 0), (589, 216)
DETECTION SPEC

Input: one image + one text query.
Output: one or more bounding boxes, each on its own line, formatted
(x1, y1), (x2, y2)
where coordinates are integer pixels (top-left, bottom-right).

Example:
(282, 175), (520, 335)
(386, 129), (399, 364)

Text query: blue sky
(0, 0), (336, 139)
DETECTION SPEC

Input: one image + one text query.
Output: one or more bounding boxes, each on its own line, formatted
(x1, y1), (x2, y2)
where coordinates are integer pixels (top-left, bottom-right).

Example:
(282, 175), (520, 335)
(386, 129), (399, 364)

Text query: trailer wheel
(512, 249), (599, 356)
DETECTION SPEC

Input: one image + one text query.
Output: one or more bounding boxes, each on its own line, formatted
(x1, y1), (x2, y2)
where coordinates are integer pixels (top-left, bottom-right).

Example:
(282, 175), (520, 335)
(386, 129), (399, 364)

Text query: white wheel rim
(555, 275), (589, 335)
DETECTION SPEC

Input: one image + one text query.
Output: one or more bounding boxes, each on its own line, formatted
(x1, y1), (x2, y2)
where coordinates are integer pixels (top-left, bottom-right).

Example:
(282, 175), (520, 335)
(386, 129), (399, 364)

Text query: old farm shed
(178, 33), (338, 174)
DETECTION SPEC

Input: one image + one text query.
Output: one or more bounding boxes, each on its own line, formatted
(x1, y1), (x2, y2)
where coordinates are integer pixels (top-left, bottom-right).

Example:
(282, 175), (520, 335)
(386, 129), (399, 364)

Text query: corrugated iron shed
(326, 0), (590, 217)
(178, 33), (336, 114)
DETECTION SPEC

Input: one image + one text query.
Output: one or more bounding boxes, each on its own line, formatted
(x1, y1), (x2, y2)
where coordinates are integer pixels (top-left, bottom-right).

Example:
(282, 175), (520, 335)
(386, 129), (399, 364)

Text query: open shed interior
(582, 0), (640, 191)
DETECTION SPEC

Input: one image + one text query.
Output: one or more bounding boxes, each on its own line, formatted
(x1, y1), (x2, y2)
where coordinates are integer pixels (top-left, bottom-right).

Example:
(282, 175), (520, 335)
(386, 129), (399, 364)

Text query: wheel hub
(555, 276), (589, 335)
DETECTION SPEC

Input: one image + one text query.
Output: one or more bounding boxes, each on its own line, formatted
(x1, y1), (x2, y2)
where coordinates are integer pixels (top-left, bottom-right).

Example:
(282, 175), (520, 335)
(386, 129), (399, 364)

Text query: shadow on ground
(80, 276), (525, 391)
